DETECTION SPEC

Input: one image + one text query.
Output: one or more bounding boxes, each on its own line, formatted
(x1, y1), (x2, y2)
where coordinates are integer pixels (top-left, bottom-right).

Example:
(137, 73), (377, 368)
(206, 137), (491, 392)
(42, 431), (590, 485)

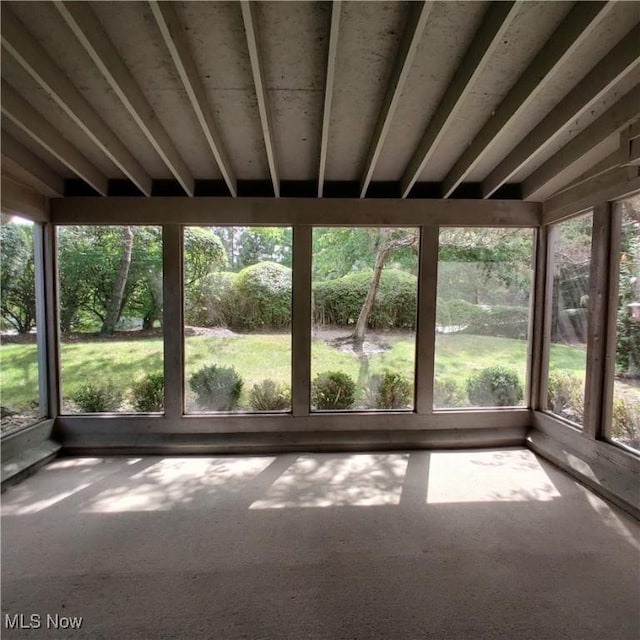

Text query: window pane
(184, 227), (292, 413)
(434, 228), (534, 408)
(58, 226), (164, 414)
(311, 228), (418, 412)
(1, 218), (42, 434)
(610, 196), (640, 452)
(545, 213), (592, 426)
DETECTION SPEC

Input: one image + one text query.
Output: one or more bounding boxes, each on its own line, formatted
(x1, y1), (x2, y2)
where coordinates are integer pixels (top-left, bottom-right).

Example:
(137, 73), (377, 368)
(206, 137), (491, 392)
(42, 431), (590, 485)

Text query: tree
(350, 229), (418, 345)
(0, 222), (36, 334)
(101, 226), (134, 334)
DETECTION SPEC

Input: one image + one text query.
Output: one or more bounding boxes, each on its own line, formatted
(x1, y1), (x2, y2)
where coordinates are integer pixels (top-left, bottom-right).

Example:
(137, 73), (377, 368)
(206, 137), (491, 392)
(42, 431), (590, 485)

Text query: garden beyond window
(434, 228), (534, 409)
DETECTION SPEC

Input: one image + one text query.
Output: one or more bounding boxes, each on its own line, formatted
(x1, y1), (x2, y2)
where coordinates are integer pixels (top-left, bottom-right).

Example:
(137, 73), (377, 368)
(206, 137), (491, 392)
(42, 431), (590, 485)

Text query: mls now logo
(5, 613), (83, 630)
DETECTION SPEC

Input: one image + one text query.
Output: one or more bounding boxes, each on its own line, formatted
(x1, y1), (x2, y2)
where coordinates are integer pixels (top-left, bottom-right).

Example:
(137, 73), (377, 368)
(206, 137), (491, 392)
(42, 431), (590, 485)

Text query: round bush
(184, 271), (237, 327)
(312, 371), (356, 410)
(131, 372), (164, 412)
(370, 371), (412, 409)
(249, 380), (291, 411)
(313, 269), (417, 329)
(72, 382), (123, 413)
(433, 378), (467, 408)
(547, 370), (584, 422)
(231, 262), (291, 331)
(189, 364), (243, 411)
(466, 366), (523, 407)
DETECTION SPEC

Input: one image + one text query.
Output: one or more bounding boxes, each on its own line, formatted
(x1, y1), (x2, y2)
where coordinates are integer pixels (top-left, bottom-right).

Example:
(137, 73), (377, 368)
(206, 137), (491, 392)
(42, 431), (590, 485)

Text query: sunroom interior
(1, 1), (639, 636)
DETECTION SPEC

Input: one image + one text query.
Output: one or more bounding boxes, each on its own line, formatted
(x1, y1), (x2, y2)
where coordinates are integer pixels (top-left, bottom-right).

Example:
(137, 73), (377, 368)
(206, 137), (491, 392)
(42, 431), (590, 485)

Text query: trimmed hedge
(184, 271), (238, 327)
(313, 269), (417, 329)
(437, 299), (529, 339)
(231, 262), (292, 331)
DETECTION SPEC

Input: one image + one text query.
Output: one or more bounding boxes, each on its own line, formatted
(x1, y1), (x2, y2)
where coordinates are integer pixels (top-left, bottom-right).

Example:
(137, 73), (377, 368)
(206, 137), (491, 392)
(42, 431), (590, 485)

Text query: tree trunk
(351, 247), (390, 345)
(101, 226), (134, 335)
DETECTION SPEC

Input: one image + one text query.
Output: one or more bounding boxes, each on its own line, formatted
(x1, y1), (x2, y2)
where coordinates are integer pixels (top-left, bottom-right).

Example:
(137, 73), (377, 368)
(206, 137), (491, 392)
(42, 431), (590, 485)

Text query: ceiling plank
(359, 1), (434, 198)
(149, 0), (237, 197)
(522, 85), (640, 200)
(1, 7), (152, 196)
(55, 1), (195, 196)
(482, 24), (640, 198)
(400, 1), (519, 198)
(1, 130), (64, 197)
(1, 81), (108, 195)
(318, 0), (341, 198)
(240, 1), (279, 197)
(442, 1), (614, 198)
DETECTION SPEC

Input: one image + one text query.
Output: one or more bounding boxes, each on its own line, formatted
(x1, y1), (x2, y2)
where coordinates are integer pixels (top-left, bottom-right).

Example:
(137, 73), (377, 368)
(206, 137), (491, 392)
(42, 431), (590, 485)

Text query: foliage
(611, 398), (640, 450)
(131, 372), (164, 412)
(466, 366), (523, 407)
(547, 370), (584, 423)
(248, 379), (291, 411)
(213, 227), (291, 271)
(189, 364), (243, 411)
(231, 262), (292, 330)
(312, 371), (356, 410)
(368, 370), (412, 409)
(184, 271), (237, 327)
(72, 382), (123, 413)
(0, 222), (36, 334)
(433, 378), (467, 407)
(313, 269), (417, 329)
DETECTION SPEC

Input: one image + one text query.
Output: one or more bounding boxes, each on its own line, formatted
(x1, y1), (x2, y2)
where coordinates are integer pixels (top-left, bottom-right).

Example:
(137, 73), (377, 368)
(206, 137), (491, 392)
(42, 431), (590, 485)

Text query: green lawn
(1, 332), (589, 412)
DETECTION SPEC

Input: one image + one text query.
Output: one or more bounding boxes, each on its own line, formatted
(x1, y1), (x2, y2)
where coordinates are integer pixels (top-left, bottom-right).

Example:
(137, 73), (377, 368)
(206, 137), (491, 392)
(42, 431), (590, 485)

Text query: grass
(1, 332), (593, 412)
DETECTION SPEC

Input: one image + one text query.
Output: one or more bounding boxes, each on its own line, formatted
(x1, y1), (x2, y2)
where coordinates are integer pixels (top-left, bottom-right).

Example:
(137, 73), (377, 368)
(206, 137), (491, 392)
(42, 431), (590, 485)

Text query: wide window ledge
(1, 419), (61, 489)
(530, 411), (640, 518)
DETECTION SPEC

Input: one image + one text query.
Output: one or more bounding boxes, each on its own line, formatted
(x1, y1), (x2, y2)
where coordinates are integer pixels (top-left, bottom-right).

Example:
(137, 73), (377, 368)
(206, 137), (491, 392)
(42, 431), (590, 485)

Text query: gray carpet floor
(2, 448), (639, 639)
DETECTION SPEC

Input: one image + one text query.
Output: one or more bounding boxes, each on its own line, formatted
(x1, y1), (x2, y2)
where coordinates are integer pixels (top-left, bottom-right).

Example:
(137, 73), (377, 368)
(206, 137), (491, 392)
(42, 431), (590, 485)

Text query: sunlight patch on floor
(426, 449), (561, 503)
(2, 483), (92, 515)
(84, 457), (276, 513)
(250, 453), (408, 509)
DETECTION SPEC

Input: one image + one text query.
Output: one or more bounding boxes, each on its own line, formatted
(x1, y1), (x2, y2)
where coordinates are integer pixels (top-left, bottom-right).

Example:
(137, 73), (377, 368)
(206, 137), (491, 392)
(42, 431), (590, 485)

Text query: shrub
(189, 364), (243, 411)
(131, 372), (164, 412)
(249, 380), (291, 411)
(368, 370), (412, 409)
(312, 371), (356, 410)
(313, 269), (417, 329)
(547, 370), (584, 423)
(184, 271), (237, 327)
(231, 262), (292, 330)
(466, 366), (523, 407)
(72, 382), (123, 413)
(611, 398), (640, 450)
(433, 378), (467, 408)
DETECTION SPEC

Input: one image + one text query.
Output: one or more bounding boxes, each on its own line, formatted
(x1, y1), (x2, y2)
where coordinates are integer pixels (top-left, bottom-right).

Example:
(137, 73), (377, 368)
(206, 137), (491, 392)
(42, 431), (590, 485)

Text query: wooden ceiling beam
(359, 1), (434, 198)
(241, 1), (280, 197)
(55, 1), (195, 196)
(1, 81), (108, 196)
(149, 1), (237, 197)
(442, 1), (614, 198)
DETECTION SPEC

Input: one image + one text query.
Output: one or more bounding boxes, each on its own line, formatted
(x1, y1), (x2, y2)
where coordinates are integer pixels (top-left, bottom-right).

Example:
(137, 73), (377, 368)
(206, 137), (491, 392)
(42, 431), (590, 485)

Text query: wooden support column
(415, 226), (438, 414)
(583, 203), (611, 439)
(33, 224), (48, 418)
(292, 225), (312, 416)
(538, 225), (558, 413)
(162, 225), (183, 420)
(43, 224), (60, 418)
(601, 204), (622, 440)
(528, 227), (547, 411)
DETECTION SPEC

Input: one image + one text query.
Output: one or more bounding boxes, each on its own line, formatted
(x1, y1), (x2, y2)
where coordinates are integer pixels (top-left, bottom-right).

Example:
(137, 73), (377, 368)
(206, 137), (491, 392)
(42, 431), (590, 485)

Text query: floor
(1, 448), (639, 640)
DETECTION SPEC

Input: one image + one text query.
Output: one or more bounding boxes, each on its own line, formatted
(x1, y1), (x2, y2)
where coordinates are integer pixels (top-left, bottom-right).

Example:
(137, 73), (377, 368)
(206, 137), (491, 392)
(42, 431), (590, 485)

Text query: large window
(608, 196), (640, 452)
(1, 217), (44, 434)
(57, 226), (164, 414)
(545, 212), (593, 427)
(183, 227), (292, 413)
(311, 228), (418, 411)
(434, 228), (534, 409)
